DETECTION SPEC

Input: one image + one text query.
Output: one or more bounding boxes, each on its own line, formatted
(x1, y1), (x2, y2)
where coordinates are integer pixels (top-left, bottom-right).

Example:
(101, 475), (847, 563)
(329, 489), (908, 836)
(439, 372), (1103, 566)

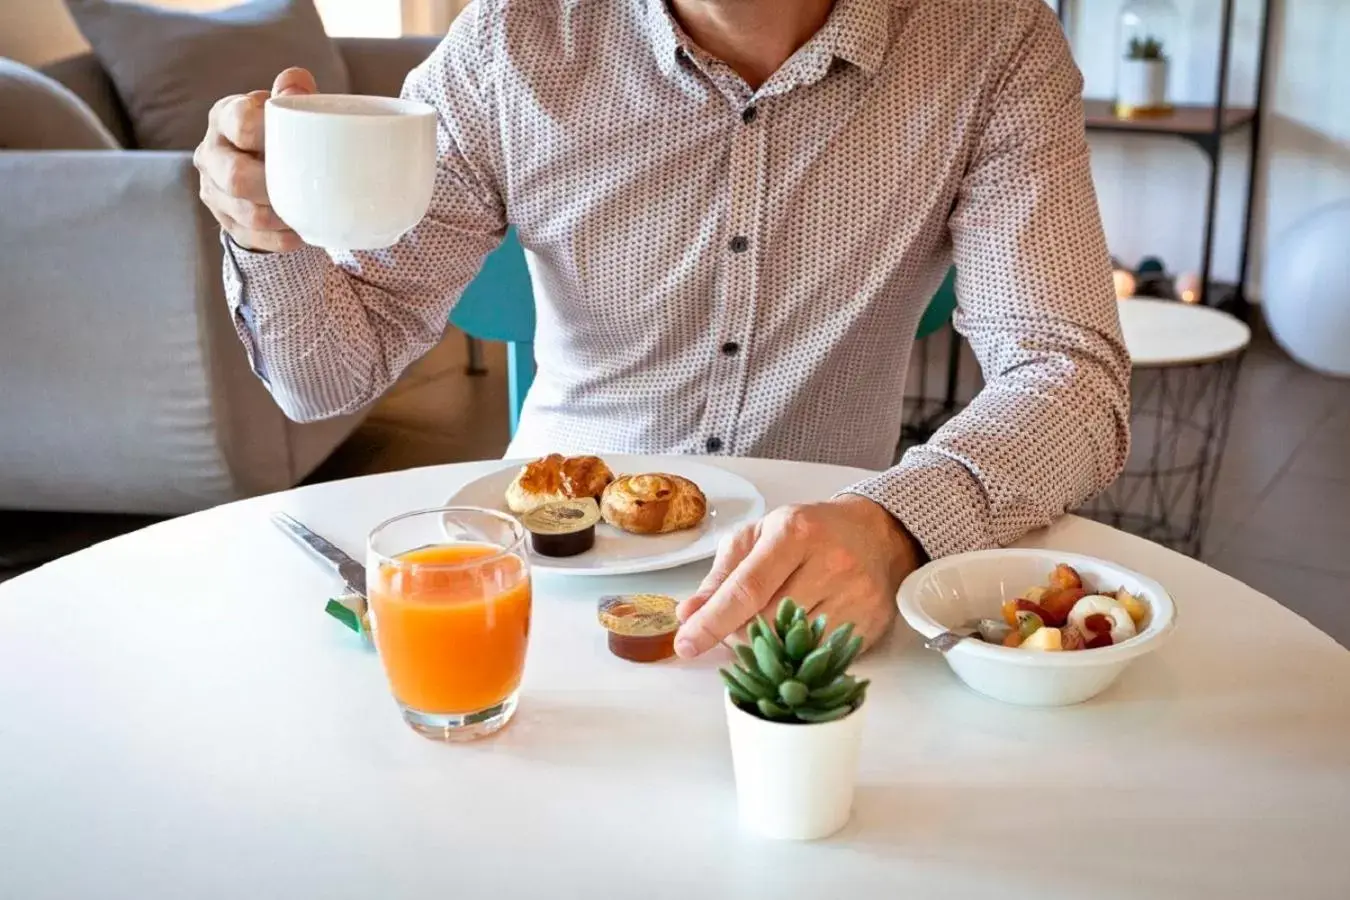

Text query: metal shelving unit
(1057, 0), (1274, 318)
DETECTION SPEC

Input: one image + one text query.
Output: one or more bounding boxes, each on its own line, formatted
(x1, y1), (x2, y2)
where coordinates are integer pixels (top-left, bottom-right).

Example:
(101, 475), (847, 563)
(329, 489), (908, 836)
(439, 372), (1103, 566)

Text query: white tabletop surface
(1119, 298), (1253, 368)
(2, 458), (1348, 900)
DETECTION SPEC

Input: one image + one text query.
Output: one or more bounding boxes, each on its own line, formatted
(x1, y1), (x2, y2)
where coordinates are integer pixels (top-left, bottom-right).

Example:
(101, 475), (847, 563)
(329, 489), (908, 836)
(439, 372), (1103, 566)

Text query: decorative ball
(1113, 268), (1137, 300)
(1263, 201), (1350, 378)
(1137, 256), (1166, 275)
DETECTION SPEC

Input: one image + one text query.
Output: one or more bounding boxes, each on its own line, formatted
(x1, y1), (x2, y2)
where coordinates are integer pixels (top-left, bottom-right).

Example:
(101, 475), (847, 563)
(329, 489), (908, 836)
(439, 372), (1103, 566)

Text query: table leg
(465, 335), (487, 376)
(898, 327), (970, 460)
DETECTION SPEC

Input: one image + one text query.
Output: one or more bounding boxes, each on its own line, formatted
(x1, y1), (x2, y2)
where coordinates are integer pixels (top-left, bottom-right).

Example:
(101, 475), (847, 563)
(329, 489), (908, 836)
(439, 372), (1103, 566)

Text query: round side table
(1081, 299), (1252, 557)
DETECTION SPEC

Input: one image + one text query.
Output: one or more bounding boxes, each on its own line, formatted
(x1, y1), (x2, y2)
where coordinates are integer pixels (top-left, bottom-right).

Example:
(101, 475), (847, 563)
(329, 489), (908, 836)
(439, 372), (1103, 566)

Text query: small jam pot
(597, 594), (679, 663)
(520, 498), (600, 558)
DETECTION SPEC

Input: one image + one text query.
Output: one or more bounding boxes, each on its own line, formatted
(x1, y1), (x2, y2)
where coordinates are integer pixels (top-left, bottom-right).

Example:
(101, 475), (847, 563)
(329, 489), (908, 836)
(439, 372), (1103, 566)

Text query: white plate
(446, 455), (767, 576)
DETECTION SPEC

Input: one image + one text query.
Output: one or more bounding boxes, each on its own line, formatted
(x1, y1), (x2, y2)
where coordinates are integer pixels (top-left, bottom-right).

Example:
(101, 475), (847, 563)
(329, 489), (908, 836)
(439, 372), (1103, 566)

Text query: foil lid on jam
(597, 594), (679, 663)
(521, 498), (600, 558)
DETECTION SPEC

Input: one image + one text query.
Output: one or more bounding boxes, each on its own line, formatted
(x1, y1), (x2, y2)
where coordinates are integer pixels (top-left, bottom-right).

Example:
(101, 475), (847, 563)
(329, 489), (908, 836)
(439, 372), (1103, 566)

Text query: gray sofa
(0, 37), (439, 515)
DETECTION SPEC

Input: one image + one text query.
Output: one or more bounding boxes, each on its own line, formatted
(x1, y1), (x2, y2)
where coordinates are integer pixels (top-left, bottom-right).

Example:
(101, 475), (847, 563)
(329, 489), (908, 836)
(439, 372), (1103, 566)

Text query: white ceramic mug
(264, 94), (437, 251)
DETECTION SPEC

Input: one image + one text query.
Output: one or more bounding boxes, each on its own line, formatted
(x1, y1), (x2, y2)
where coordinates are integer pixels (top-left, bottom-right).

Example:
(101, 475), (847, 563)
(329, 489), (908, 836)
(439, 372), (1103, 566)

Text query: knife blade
(271, 512), (368, 598)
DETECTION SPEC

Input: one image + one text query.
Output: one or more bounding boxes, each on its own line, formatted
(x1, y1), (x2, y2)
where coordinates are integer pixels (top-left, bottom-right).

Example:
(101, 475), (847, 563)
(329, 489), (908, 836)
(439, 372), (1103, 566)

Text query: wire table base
(1078, 353), (1245, 558)
(895, 302), (1249, 560)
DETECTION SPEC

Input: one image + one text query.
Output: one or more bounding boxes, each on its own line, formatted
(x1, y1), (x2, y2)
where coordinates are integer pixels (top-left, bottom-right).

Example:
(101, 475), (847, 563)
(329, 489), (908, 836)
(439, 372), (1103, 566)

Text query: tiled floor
(1201, 346), (1350, 641)
(3, 323), (1348, 645)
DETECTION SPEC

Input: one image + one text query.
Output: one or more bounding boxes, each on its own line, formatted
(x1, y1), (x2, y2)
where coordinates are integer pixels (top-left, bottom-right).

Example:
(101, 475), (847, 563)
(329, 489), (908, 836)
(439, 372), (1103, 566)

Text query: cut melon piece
(1019, 626), (1063, 652)
(1115, 588), (1148, 625)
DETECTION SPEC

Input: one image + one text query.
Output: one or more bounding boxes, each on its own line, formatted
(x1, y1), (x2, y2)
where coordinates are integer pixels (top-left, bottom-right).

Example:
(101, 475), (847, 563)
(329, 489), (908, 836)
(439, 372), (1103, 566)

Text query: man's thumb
(272, 67), (319, 98)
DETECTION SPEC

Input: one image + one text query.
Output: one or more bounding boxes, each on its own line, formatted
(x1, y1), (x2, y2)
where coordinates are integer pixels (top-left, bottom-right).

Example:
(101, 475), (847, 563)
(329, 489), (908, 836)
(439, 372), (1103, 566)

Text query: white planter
(1116, 58), (1170, 116)
(724, 693), (865, 841)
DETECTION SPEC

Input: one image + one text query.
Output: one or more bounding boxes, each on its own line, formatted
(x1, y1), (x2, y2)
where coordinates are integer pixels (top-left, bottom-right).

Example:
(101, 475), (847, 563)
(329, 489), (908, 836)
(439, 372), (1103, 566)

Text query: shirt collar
(646, 0), (687, 80)
(825, 0), (892, 77)
(781, 0), (891, 86)
(644, 0), (892, 85)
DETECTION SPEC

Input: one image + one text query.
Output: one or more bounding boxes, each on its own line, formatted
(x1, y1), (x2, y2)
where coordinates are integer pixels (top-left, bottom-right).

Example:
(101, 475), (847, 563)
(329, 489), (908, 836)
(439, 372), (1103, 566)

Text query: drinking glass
(366, 507), (531, 741)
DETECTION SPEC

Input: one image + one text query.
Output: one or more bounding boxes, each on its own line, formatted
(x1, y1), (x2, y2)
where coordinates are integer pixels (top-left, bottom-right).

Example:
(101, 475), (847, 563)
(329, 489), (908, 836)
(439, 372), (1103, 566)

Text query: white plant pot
(1116, 59), (1170, 116)
(724, 693), (865, 841)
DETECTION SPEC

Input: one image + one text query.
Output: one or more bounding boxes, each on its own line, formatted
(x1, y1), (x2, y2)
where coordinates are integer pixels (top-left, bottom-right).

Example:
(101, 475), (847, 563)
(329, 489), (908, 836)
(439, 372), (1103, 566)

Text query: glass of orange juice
(366, 507), (531, 742)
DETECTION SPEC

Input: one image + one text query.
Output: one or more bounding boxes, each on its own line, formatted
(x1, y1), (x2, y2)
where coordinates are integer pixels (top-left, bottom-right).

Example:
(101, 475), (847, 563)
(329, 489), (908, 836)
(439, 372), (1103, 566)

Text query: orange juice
(369, 543), (531, 714)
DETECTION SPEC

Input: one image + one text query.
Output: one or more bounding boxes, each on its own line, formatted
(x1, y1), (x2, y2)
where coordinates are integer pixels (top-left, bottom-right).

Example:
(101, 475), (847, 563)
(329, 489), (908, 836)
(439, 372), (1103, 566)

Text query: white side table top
(1119, 298), (1253, 368)
(1, 458), (1347, 899)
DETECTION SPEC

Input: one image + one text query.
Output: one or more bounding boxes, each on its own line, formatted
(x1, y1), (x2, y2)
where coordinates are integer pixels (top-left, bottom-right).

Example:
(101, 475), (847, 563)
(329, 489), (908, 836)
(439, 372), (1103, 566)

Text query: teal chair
(451, 230), (959, 437)
(450, 229), (537, 436)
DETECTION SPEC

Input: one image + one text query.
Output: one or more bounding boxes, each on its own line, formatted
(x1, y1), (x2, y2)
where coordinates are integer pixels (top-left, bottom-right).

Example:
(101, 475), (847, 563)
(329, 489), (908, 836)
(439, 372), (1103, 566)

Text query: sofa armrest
(0, 150), (301, 513)
(337, 36), (442, 98)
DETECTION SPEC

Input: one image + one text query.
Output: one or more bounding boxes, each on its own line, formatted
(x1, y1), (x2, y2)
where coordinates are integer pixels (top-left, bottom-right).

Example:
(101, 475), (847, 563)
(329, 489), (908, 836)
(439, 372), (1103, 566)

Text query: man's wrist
(833, 493), (927, 579)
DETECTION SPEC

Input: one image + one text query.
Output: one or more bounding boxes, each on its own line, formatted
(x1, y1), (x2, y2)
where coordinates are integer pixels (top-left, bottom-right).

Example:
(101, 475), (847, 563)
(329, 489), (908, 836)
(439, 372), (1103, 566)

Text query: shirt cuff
(837, 447), (998, 561)
(220, 232), (328, 382)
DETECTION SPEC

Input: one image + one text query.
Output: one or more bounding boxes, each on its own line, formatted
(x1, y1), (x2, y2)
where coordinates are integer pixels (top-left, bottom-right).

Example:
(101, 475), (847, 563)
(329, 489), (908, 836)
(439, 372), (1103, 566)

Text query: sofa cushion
(41, 52), (136, 149)
(64, 0), (349, 151)
(0, 57), (120, 150)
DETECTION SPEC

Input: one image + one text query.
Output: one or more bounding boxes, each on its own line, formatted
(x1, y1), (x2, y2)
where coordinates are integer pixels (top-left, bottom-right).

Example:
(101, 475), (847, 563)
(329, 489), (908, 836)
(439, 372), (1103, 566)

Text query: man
(195, 0), (1129, 659)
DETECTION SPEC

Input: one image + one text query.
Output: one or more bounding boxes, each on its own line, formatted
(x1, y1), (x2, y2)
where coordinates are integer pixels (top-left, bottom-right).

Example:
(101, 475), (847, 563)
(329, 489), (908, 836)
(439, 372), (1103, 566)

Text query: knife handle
(271, 512), (368, 594)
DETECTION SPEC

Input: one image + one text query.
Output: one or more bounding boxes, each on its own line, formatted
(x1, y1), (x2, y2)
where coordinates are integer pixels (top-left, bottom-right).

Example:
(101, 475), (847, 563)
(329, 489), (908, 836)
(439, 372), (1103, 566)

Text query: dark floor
(2, 323), (1348, 644)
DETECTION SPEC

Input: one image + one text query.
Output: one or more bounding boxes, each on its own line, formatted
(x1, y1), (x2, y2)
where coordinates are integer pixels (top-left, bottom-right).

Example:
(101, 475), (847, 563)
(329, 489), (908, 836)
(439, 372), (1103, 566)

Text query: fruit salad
(969, 564), (1148, 652)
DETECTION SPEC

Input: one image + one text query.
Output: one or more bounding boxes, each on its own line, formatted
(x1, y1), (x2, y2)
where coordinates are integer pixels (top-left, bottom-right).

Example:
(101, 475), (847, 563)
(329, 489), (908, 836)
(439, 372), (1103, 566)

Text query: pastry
(520, 498), (600, 558)
(505, 454), (614, 514)
(599, 473), (707, 535)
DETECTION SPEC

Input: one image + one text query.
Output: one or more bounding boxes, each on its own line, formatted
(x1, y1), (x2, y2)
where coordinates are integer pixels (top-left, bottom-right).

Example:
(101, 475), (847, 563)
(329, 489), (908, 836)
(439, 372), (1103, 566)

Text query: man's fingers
(212, 208), (304, 254)
(196, 142), (268, 205)
(195, 71), (314, 249)
(201, 181), (289, 232)
(809, 594), (896, 651)
(273, 67), (318, 98)
(768, 567), (833, 618)
(675, 531), (804, 659)
(677, 524), (757, 625)
(214, 91), (269, 153)
(207, 93), (243, 138)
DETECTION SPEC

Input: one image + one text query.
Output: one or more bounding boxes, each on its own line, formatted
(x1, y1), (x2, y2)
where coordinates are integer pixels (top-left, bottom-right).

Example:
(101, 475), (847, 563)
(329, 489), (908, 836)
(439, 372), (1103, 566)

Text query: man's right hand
(194, 67), (318, 253)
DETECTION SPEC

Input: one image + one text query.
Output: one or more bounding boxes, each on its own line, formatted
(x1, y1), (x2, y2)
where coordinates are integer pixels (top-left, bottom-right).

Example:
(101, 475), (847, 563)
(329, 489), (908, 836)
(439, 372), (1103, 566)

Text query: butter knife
(271, 512), (368, 598)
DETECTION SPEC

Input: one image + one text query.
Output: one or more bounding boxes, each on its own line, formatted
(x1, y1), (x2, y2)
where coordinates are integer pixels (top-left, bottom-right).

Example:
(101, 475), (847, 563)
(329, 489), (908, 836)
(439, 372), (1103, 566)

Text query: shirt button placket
(704, 103), (761, 456)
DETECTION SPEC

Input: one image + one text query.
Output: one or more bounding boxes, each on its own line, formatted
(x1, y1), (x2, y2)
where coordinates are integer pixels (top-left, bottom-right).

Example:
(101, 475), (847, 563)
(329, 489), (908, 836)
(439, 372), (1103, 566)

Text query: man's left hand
(673, 495), (924, 658)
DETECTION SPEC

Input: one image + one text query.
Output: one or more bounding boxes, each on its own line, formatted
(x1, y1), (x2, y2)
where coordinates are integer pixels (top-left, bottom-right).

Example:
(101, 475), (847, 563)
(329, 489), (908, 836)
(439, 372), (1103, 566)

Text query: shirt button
(721, 341), (740, 356)
(705, 436), (724, 453)
(729, 236), (749, 253)
(741, 106), (758, 124)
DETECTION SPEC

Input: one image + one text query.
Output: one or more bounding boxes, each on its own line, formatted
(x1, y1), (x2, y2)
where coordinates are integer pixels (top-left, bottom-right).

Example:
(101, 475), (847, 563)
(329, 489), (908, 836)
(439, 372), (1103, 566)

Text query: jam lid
(520, 498), (601, 535)
(597, 594), (680, 637)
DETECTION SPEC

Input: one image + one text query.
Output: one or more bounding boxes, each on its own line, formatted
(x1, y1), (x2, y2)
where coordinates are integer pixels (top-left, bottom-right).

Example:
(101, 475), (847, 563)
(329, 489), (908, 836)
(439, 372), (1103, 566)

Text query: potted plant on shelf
(720, 598), (869, 841)
(1116, 36), (1172, 119)
(1115, 0), (1178, 119)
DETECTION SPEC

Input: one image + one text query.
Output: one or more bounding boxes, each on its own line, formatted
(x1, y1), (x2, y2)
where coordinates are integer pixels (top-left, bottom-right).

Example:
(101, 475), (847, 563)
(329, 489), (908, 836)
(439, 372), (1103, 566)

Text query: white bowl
(897, 549), (1177, 706)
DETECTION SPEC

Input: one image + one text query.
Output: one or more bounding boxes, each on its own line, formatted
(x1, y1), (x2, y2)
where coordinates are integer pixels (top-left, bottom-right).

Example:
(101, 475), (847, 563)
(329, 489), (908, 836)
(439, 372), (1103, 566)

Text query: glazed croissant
(505, 454), (614, 514)
(600, 473), (708, 535)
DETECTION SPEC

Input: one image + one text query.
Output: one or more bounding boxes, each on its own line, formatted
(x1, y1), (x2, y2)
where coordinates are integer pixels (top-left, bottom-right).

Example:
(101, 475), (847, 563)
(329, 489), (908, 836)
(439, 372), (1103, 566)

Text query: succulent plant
(720, 597), (869, 724)
(1126, 36), (1166, 61)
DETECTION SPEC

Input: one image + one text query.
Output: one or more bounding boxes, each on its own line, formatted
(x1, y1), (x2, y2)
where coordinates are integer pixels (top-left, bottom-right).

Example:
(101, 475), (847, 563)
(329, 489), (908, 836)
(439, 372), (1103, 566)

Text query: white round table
(2, 458), (1347, 899)
(1083, 299), (1253, 556)
(1118, 298), (1252, 369)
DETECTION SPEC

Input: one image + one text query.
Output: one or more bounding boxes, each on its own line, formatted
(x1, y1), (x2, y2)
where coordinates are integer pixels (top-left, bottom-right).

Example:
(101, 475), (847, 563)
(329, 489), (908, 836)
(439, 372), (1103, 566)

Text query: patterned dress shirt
(223, 0), (1130, 560)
